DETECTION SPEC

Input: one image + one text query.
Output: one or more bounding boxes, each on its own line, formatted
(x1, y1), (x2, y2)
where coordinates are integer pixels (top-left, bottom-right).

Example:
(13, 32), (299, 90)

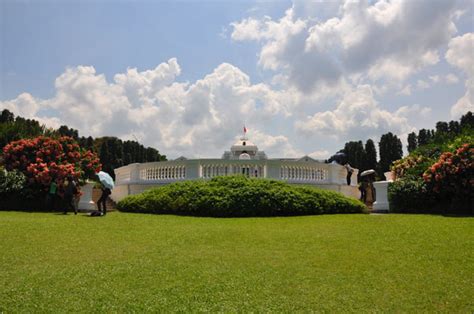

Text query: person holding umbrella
(360, 169), (376, 206)
(96, 171), (114, 216)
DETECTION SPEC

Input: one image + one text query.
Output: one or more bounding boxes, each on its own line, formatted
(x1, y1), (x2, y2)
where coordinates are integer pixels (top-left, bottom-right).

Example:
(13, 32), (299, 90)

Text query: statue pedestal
(373, 181), (390, 212)
(78, 182), (95, 211)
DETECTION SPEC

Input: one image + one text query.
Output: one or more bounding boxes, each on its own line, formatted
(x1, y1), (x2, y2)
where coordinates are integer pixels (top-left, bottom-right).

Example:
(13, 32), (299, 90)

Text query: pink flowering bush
(2, 136), (101, 196)
(423, 143), (473, 212)
(391, 155), (433, 180)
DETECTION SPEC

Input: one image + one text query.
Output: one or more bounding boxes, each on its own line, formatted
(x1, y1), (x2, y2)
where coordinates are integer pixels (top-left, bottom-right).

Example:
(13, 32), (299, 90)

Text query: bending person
(97, 184), (112, 216)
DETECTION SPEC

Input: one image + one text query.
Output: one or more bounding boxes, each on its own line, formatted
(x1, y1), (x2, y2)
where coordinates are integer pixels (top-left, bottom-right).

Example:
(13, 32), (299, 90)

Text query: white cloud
(295, 85), (430, 141)
(398, 84), (412, 96)
(445, 73), (459, 84)
(446, 33), (474, 77)
(1, 59), (301, 158)
(308, 150), (330, 160)
(446, 33), (474, 118)
(429, 75), (440, 83)
(250, 129), (303, 158)
(416, 80), (430, 90)
(231, 0), (459, 92)
(2, 93), (41, 118)
(451, 79), (474, 118)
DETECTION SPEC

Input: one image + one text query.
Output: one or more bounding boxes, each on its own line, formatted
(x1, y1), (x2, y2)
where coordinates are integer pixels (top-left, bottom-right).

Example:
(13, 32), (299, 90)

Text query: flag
(243, 126), (247, 133)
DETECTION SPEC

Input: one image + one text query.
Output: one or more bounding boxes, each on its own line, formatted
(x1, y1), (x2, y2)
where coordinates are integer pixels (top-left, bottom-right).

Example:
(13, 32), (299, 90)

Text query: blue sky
(2, 1), (287, 98)
(1, 0), (473, 159)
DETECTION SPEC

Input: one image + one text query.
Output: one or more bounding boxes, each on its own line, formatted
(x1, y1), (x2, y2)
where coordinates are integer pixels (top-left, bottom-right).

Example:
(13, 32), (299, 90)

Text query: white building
(111, 136), (359, 202)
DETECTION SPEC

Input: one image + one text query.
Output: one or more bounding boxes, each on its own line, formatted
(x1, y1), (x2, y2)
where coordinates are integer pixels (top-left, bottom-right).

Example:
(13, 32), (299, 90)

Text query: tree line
(328, 111), (473, 177)
(407, 112), (473, 153)
(0, 109), (167, 178)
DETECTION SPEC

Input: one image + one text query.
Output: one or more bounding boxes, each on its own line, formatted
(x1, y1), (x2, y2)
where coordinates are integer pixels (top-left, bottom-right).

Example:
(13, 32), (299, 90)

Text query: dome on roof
(239, 153), (251, 160)
(231, 138), (258, 153)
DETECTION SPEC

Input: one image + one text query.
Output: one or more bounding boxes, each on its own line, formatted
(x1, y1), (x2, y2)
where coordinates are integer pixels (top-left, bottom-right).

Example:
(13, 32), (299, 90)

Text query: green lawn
(0, 212), (472, 312)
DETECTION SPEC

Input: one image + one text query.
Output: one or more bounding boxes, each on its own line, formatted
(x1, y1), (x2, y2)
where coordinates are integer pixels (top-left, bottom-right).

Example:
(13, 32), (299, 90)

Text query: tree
(379, 132), (403, 172)
(99, 140), (113, 176)
(435, 121), (449, 134)
(423, 143), (473, 213)
(460, 111), (473, 129)
(407, 132), (418, 153)
(86, 136), (94, 150)
(343, 141), (366, 170)
(417, 129), (431, 146)
(2, 136), (101, 195)
(448, 120), (461, 134)
(364, 139), (377, 171)
(57, 125), (79, 140)
(0, 115), (46, 148)
(0, 109), (14, 123)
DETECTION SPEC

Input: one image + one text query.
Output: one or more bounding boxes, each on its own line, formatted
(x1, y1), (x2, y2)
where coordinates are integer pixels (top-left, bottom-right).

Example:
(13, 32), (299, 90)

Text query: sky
(1, 0), (473, 159)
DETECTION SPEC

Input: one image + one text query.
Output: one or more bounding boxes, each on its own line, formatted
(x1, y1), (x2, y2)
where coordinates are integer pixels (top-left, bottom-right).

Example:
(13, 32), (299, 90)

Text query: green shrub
(117, 176), (366, 217)
(422, 143), (473, 214)
(0, 167), (43, 211)
(388, 178), (440, 213)
(0, 167), (26, 196)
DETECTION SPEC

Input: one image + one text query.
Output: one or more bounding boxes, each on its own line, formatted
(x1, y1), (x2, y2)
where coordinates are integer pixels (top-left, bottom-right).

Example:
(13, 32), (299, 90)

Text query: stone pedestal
(78, 182), (95, 211)
(373, 181), (390, 212)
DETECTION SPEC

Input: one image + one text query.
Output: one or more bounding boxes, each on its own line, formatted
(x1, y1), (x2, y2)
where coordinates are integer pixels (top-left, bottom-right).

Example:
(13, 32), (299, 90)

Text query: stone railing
(279, 166), (328, 182)
(140, 165), (186, 180)
(112, 160), (359, 202)
(200, 164), (265, 178)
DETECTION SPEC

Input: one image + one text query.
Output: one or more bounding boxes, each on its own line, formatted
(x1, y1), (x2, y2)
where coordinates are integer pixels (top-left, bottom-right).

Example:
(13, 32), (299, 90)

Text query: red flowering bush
(391, 155), (433, 180)
(423, 143), (473, 211)
(2, 136), (101, 195)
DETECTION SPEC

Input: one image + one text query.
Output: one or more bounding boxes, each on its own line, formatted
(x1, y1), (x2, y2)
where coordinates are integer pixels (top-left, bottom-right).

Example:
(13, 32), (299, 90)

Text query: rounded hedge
(117, 176), (366, 217)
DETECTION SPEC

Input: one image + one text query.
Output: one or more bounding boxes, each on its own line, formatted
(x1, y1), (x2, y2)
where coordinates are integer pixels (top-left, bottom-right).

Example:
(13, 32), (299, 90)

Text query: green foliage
(117, 175), (366, 217)
(388, 178), (438, 213)
(391, 155), (434, 180)
(422, 143), (473, 214)
(94, 136), (166, 178)
(0, 167), (26, 196)
(57, 125), (79, 140)
(364, 139), (377, 171)
(390, 131), (473, 214)
(417, 128), (433, 146)
(0, 110), (50, 148)
(0, 167), (41, 211)
(0, 110), (167, 179)
(379, 132), (403, 172)
(407, 132), (417, 153)
(343, 141), (366, 170)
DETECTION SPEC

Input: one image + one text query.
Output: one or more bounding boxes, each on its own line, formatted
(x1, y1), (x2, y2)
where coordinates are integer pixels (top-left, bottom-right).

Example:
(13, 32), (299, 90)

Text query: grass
(0, 211), (472, 312)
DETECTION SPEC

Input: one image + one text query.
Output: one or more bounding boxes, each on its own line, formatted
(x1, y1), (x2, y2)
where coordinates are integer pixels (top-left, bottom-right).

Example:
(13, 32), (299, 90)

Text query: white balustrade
(112, 160), (360, 202)
(279, 166), (328, 182)
(199, 164), (265, 179)
(138, 165), (187, 181)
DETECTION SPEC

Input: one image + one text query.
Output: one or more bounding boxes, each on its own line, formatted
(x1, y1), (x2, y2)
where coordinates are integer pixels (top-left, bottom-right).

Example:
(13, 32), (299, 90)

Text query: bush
(423, 143), (473, 214)
(391, 155), (434, 180)
(2, 136), (101, 197)
(0, 167), (26, 196)
(388, 178), (439, 213)
(0, 167), (45, 211)
(117, 176), (366, 217)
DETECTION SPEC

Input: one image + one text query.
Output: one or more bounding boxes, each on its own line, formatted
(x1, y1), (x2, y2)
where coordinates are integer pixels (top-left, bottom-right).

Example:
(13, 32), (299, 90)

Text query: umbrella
(360, 169), (376, 177)
(97, 171), (114, 189)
